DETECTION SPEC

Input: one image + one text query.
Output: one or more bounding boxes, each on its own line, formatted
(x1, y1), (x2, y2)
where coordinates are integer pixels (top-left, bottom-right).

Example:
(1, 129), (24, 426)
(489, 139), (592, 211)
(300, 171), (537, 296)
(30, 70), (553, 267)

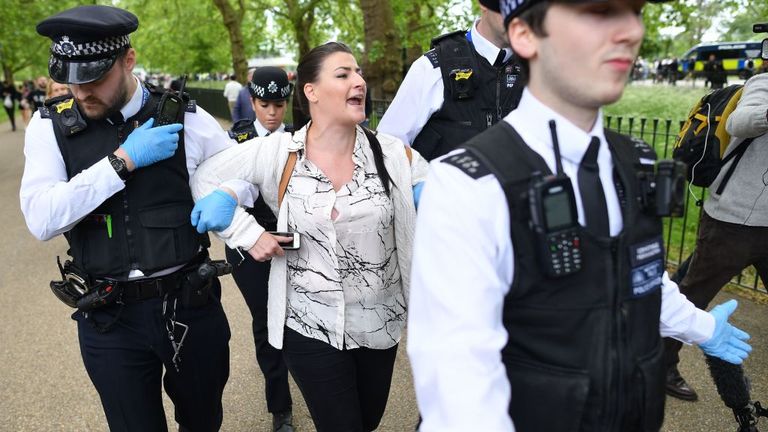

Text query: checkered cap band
(248, 80), (291, 99)
(52, 34), (130, 58)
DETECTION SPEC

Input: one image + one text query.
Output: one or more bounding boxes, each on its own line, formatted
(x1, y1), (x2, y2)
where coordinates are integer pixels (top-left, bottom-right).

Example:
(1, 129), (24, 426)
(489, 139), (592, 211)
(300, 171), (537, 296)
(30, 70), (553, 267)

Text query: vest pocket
(137, 203), (198, 269)
(631, 344), (665, 432)
(72, 214), (119, 275)
(505, 357), (590, 432)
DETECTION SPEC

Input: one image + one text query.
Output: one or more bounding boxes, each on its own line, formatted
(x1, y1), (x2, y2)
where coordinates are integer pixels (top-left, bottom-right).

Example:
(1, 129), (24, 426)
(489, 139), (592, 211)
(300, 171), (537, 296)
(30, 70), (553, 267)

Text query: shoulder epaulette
(185, 99), (196, 113)
(430, 30), (466, 49)
(629, 136), (657, 161)
(441, 149), (492, 179)
(38, 106), (51, 119)
(424, 49), (439, 68)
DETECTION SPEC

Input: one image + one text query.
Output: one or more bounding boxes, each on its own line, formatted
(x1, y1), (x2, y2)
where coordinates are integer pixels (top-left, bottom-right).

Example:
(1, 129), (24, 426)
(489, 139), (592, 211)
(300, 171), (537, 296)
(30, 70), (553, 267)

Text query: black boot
(666, 366), (699, 401)
(273, 410), (294, 432)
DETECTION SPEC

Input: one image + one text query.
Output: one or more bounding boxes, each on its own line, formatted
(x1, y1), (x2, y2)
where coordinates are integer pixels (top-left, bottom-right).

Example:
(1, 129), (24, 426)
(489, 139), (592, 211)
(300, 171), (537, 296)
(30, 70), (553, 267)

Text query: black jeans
(282, 327), (398, 432)
(74, 283), (230, 432)
(665, 211), (768, 369)
(225, 245), (292, 413)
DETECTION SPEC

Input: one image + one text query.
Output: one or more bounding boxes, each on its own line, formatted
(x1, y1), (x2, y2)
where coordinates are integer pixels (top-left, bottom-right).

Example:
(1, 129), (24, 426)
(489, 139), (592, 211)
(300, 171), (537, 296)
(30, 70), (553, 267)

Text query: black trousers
(282, 327), (398, 432)
(225, 245), (292, 414)
(665, 211), (768, 369)
(4, 104), (15, 130)
(74, 281), (230, 432)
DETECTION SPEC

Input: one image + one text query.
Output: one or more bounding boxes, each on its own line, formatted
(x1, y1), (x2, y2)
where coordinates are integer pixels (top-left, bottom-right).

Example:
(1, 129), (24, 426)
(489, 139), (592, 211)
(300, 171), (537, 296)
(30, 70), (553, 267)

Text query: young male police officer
(407, 1), (752, 431)
(377, 0), (525, 161)
(225, 66), (295, 432)
(19, 6), (250, 431)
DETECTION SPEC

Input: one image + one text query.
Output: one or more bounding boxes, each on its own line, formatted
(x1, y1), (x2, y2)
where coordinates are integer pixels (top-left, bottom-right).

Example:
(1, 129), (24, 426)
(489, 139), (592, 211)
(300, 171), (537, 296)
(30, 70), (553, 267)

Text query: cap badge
(59, 36), (76, 56)
(268, 81), (278, 94)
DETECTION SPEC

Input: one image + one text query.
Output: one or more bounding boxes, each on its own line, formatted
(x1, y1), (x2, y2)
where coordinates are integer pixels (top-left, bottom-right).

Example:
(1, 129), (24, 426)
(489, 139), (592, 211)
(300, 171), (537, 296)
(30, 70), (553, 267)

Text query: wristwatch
(108, 154), (131, 181)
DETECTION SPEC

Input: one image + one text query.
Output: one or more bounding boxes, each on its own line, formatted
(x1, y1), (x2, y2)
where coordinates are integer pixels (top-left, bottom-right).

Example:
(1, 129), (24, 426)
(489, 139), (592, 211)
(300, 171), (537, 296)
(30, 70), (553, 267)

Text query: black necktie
(577, 137), (609, 237)
(108, 112), (125, 126)
(493, 50), (506, 67)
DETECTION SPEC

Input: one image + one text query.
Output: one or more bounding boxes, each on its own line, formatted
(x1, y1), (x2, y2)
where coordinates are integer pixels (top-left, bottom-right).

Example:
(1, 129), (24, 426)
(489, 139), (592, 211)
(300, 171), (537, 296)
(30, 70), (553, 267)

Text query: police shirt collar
(470, 19), (512, 66)
(116, 74), (144, 122)
(254, 119), (285, 137)
(506, 88), (609, 167)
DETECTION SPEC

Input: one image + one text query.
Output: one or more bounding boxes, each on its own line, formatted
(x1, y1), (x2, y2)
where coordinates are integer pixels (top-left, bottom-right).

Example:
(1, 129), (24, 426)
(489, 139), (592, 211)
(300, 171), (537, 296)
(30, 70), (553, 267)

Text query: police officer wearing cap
(225, 66), (295, 432)
(19, 5), (252, 431)
(407, 0), (752, 431)
(377, 0), (525, 161)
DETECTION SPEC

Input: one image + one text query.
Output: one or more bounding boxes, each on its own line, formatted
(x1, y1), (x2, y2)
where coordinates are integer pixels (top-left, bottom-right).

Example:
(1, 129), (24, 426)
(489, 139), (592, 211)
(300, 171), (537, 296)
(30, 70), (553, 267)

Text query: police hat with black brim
(247, 67), (293, 101)
(479, 0), (501, 12)
(500, 0), (673, 27)
(37, 5), (138, 85)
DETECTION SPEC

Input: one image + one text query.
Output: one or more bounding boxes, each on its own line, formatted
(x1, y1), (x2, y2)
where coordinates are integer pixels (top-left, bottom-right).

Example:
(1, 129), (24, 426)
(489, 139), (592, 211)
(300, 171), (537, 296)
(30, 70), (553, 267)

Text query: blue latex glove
(699, 300), (752, 364)
(190, 189), (238, 233)
(120, 118), (183, 169)
(413, 182), (425, 209)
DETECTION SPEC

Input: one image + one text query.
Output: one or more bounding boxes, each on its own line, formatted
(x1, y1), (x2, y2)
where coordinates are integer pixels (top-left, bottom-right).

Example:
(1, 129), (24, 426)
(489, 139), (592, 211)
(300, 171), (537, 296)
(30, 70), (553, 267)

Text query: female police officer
(225, 66), (296, 432)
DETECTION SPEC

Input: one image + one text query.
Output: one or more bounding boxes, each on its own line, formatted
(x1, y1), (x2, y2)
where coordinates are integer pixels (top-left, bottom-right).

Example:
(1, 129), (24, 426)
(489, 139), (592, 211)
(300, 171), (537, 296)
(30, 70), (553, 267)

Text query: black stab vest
(48, 86), (205, 278)
(412, 31), (525, 161)
(462, 122), (666, 432)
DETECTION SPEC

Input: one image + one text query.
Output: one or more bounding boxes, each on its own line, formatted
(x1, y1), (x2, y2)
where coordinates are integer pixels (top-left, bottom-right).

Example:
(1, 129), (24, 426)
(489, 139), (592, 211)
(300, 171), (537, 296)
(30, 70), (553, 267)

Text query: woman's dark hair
(296, 41), (393, 197)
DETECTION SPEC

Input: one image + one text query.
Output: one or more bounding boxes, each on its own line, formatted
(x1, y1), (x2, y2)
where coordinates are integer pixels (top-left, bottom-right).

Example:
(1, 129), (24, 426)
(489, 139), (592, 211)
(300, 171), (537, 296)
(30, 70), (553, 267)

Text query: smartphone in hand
(267, 231), (300, 250)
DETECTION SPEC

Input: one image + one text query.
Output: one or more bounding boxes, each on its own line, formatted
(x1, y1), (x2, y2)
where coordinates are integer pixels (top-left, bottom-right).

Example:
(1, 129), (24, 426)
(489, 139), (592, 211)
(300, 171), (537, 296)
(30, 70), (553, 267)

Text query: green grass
(606, 84), (710, 120)
(187, 80), (227, 90)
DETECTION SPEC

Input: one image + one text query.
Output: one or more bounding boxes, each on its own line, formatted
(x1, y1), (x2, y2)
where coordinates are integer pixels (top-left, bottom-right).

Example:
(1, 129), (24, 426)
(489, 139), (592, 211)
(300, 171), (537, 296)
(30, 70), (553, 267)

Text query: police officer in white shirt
(407, 1), (752, 431)
(377, 0), (525, 161)
(19, 5), (252, 431)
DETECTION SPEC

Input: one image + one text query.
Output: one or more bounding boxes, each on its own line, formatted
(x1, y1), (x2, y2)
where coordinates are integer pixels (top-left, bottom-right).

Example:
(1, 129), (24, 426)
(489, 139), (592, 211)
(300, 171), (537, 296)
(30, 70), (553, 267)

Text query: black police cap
(479, 0), (501, 12)
(247, 67), (293, 101)
(501, 0), (673, 27)
(37, 5), (139, 84)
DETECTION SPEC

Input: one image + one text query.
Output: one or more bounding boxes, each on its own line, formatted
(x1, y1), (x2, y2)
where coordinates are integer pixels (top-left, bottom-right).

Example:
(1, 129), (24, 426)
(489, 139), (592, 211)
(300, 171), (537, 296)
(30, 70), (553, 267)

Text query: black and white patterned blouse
(284, 135), (404, 350)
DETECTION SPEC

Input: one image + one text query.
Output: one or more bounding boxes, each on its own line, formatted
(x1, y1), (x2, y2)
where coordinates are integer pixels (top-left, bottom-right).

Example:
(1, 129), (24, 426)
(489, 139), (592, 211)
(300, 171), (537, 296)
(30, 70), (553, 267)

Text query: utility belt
(50, 252), (232, 312)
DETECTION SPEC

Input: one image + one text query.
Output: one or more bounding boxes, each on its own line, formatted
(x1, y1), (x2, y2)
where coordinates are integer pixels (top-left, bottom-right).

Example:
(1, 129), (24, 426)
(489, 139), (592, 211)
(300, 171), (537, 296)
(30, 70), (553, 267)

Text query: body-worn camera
(637, 160), (686, 217)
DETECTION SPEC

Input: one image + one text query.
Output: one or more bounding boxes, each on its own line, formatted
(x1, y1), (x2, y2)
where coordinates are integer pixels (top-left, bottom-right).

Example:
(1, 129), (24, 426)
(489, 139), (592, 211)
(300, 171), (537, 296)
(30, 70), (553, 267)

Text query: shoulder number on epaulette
(185, 100), (196, 113)
(441, 150), (491, 179)
(424, 49), (439, 68)
(38, 106), (51, 119)
(629, 136), (657, 160)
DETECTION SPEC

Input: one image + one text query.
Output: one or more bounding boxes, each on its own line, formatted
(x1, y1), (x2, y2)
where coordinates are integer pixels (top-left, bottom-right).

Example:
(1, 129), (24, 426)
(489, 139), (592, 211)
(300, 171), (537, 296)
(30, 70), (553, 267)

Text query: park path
(0, 118), (765, 431)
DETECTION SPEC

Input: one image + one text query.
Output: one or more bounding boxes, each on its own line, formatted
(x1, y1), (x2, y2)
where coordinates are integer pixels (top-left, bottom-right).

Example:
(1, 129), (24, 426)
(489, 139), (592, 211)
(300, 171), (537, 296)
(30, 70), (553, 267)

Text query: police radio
(528, 120), (582, 278)
(156, 74), (187, 126)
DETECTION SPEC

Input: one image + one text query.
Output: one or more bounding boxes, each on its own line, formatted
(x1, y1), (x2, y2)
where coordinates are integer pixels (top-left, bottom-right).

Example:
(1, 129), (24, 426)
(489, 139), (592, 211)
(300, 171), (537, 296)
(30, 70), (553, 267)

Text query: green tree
(212, 0), (249, 83)
(359, 0), (401, 99)
(0, 0), (80, 84)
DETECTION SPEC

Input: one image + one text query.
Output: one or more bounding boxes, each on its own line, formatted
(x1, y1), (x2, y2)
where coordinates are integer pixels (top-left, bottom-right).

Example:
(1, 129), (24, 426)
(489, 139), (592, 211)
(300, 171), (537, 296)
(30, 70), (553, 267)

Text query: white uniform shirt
(253, 119), (285, 138)
(407, 89), (716, 432)
(20, 76), (252, 278)
(376, 19), (512, 145)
